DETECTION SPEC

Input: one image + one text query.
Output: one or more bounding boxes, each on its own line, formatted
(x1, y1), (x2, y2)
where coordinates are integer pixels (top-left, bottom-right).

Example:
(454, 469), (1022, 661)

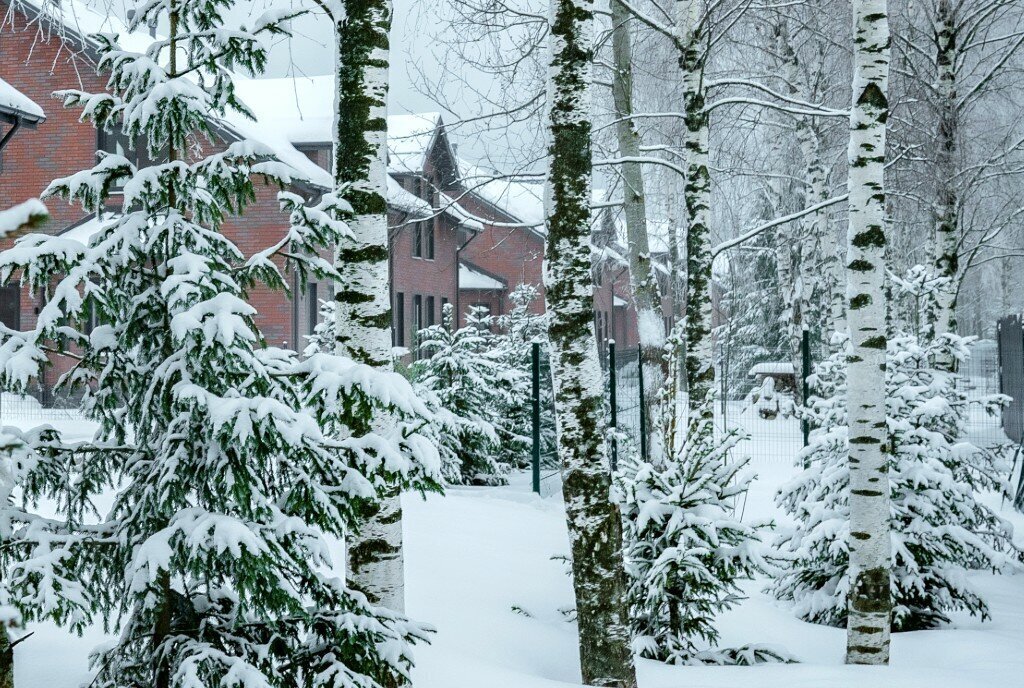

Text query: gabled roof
(230, 76), (449, 175)
(0, 77), (44, 124)
(457, 159), (546, 232)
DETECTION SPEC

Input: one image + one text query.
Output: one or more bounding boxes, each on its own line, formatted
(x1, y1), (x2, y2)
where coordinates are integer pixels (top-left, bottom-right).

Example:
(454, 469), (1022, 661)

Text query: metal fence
(997, 316), (1024, 507)
(0, 389), (84, 424)
(530, 330), (1009, 494)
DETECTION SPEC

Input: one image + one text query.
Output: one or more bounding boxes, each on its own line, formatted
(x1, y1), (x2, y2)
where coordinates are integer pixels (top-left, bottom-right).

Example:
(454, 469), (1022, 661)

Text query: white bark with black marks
(844, 0), (893, 665)
(545, 1), (637, 685)
(328, 0), (406, 615)
(610, 0), (666, 462)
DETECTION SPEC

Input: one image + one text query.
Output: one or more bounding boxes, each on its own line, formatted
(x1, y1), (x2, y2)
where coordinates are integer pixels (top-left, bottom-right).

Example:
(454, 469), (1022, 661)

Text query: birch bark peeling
(610, 0), (666, 461)
(545, 1), (636, 685)
(844, 0), (893, 665)
(332, 0), (406, 614)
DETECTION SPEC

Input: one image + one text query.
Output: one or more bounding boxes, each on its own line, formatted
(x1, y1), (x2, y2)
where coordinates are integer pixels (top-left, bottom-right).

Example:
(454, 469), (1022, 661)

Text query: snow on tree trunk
(545, 1), (637, 685)
(844, 0), (893, 665)
(609, 0), (666, 463)
(330, 0), (407, 615)
(678, 4), (713, 427)
(931, 0), (959, 371)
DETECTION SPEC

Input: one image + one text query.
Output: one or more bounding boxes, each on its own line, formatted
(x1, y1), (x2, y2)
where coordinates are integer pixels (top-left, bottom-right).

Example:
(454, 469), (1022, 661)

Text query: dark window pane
(395, 292), (405, 347)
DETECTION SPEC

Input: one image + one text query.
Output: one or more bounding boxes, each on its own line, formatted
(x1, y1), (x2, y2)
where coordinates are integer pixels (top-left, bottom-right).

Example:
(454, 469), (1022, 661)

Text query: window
(426, 296), (435, 327)
(412, 222), (434, 260)
(424, 223), (435, 260)
(412, 294), (423, 358)
(394, 292), (405, 347)
(307, 283), (318, 336)
(0, 285), (20, 330)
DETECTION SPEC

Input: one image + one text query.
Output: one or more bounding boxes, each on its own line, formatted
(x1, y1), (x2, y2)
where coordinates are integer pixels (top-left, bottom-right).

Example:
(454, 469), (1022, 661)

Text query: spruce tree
(493, 285), (547, 470)
(617, 330), (779, 665)
(0, 3), (438, 686)
(0, 198), (46, 688)
(771, 270), (1019, 632)
(411, 304), (505, 485)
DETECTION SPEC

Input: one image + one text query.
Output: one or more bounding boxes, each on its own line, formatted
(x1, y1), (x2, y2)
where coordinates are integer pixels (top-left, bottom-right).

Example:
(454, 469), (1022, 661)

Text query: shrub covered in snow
(617, 333), (779, 664)
(770, 323), (1019, 630)
(411, 304), (508, 484)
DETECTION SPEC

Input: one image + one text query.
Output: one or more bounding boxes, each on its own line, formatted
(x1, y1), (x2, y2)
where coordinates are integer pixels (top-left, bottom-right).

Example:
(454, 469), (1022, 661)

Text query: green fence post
(532, 341), (541, 494)
(801, 329), (811, 461)
(638, 344), (647, 463)
(609, 340), (617, 472)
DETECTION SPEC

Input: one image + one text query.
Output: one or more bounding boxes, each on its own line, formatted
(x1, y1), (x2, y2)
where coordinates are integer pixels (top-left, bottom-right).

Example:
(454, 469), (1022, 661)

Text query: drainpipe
(455, 223), (484, 328)
(0, 118), (21, 153)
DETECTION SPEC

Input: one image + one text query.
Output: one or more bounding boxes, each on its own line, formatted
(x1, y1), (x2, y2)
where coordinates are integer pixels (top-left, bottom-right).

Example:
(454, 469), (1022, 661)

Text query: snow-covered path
(406, 468), (1024, 688)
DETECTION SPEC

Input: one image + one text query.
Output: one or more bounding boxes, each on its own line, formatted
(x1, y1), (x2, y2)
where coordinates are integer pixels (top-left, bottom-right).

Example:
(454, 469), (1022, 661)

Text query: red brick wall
(0, 6), (303, 394)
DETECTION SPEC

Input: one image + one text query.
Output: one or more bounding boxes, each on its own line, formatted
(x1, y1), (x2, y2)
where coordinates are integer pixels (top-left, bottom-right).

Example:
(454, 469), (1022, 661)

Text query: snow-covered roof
(459, 263), (506, 291)
(458, 160), (546, 230)
(438, 193), (485, 231)
(10, 3), (429, 217)
(230, 76), (444, 175)
(388, 112), (442, 174)
(58, 212), (118, 244)
(0, 77), (44, 123)
(613, 295), (628, 307)
(749, 362), (795, 377)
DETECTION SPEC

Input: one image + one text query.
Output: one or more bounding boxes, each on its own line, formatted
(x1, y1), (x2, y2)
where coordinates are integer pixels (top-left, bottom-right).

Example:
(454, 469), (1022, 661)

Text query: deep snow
(6, 414), (1024, 688)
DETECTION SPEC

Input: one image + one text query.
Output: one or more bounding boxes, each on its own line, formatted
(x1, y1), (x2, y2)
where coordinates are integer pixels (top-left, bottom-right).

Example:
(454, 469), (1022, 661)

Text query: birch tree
(309, 0), (409, 618)
(890, 0), (1024, 354)
(843, 0), (893, 665)
(545, 1), (636, 685)
(0, 1), (438, 685)
(609, 0), (666, 459)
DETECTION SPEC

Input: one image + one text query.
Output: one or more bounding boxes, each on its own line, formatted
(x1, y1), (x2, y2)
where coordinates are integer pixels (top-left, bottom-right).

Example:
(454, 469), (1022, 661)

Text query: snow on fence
(0, 390), (84, 424)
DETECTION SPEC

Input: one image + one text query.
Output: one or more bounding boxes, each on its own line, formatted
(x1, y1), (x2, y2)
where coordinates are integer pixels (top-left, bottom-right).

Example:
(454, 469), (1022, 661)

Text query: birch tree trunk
(677, 3), (713, 426)
(844, 0), (892, 665)
(932, 0), (959, 369)
(0, 631), (11, 688)
(545, 1), (636, 684)
(331, 0), (405, 613)
(610, 0), (666, 461)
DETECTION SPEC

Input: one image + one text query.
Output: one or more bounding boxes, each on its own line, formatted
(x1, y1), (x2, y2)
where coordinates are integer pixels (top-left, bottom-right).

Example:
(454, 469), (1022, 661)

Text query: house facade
(1, 0), (648, 390)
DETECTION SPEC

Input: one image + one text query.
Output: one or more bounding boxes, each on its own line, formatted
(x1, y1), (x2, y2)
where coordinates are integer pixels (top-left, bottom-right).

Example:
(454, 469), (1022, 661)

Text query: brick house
(454, 162), (645, 355)
(0, 1), (444, 394)
(0, 73), (44, 330)
(228, 77), (485, 358)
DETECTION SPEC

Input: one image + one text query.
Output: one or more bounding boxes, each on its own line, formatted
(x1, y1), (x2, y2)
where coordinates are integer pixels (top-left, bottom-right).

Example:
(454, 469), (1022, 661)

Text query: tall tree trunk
(844, 0), (892, 665)
(932, 0), (959, 369)
(677, 5), (713, 425)
(609, 0), (666, 461)
(545, 1), (636, 685)
(0, 631), (12, 688)
(332, 0), (405, 613)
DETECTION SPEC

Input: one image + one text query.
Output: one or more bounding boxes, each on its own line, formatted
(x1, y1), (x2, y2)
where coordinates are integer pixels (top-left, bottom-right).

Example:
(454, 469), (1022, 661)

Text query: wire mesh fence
(0, 389), (85, 424)
(530, 327), (1011, 495)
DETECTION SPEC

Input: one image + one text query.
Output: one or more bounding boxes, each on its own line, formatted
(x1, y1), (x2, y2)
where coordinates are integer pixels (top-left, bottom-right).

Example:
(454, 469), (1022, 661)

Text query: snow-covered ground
(6, 412), (1024, 688)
